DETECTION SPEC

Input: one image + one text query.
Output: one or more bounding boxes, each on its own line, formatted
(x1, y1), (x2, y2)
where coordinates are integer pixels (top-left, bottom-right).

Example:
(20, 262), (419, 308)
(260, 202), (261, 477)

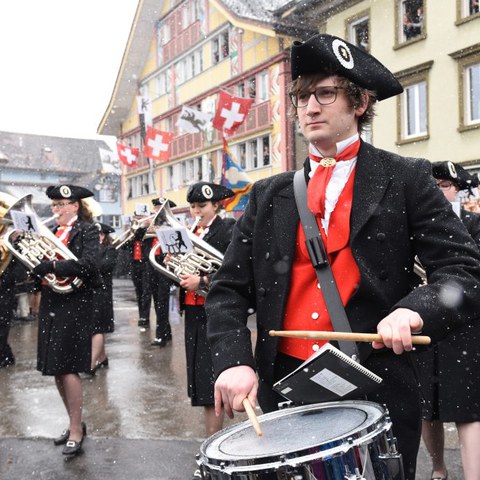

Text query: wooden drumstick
(242, 398), (263, 436)
(269, 330), (431, 345)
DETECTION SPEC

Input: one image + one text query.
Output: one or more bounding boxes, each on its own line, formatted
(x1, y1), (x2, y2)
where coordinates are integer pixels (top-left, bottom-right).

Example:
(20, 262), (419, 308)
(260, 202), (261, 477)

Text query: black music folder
(273, 343), (383, 405)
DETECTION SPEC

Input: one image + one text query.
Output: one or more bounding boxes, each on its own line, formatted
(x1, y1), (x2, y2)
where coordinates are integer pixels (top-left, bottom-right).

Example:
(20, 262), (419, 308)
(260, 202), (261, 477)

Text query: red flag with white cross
(116, 143), (139, 167)
(212, 91), (254, 135)
(143, 126), (174, 162)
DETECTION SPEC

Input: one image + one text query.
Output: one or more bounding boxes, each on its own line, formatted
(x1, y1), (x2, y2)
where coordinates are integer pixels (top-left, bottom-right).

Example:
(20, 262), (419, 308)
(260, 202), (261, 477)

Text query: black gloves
(32, 261), (55, 277)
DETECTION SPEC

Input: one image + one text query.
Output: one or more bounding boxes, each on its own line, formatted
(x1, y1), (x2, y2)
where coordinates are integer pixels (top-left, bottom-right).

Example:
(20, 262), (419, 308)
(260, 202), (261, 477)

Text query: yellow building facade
(287, 0), (480, 172)
(99, 0), (313, 215)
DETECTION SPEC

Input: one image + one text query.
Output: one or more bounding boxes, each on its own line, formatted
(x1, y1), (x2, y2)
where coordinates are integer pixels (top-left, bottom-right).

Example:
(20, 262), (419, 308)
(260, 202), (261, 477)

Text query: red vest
(279, 169), (360, 360)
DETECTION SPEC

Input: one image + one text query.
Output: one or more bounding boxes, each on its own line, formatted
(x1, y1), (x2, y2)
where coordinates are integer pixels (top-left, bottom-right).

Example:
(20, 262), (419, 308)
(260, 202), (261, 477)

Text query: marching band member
(32, 184), (102, 456)
(147, 198), (175, 347)
(89, 223), (117, 374)
(177, 182), (235, 443)
(205, 34), (480, 479)
(417, 161), (480, 480)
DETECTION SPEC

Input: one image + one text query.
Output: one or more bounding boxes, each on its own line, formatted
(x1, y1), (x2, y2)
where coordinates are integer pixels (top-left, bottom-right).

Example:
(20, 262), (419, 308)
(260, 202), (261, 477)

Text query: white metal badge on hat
(60, 185), (72, 198)
(447, 162), (458, 178)
(202, 185), (213, 199)
(332, 39), (354, 70)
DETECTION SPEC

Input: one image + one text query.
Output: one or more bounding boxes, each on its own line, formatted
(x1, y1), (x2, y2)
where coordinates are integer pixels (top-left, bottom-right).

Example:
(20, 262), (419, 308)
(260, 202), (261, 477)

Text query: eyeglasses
(436, 181), (455, 191)
(51, 201), (74, 209)
(289, 86), (345, 108)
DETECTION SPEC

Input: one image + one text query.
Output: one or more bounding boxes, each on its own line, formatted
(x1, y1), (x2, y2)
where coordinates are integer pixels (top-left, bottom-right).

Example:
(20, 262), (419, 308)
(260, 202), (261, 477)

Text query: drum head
(200, 401), (386, 469)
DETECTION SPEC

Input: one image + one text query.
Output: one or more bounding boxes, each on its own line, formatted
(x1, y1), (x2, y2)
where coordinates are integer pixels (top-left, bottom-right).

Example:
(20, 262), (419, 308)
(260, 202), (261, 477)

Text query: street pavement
(0, 279), (464, 479)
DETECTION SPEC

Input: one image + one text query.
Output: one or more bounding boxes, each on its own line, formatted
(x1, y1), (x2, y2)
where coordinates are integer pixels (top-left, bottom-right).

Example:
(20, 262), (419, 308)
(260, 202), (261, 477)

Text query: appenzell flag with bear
(221, 136), (253, 211)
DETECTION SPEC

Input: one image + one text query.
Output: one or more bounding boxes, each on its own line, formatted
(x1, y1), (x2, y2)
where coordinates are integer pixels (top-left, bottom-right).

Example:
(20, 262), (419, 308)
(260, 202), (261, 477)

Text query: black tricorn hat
(186, 182), (234, 203)
(151, 197), (177, 208)
(95, 222), (115, 235)
(431, 161), (475, 191)
(290, 34), (403, 101)
(46, 184), (94, 200)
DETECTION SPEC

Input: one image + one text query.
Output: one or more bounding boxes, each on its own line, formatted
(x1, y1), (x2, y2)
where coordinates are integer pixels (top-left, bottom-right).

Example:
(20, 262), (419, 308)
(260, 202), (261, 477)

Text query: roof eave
(97, 0), (163, 137)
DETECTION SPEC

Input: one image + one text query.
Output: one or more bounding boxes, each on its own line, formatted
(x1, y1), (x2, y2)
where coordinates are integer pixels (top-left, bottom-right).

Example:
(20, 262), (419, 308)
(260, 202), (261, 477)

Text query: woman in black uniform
(418, 161), (480, 480)
(32, 184), (101, 456)
(89, 223), (117, 373)
(176, 182), (235, 439)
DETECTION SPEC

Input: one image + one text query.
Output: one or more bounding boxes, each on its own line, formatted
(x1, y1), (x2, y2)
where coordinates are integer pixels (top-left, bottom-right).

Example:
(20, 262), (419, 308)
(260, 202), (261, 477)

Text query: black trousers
(131, 261), (152, 321)
(151, 270), (172, 340)
(258, 350), (422, 480)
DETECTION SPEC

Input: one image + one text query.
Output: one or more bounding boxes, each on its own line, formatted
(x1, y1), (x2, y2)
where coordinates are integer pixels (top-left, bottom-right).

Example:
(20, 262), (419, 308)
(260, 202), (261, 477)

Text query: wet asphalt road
(0, 279), (464, 479)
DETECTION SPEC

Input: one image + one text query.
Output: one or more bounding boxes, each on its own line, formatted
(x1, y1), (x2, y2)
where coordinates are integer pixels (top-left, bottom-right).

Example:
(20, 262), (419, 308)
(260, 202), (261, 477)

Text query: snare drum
(197, 401), (404, 480)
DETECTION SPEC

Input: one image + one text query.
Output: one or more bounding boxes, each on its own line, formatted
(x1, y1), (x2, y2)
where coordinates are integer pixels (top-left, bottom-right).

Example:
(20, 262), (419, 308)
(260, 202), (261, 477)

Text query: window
(212, 29), (229, 64)
(154, 70), (171, 97)
(262, 136), (270, 167)
(247, 77), (256, 100)
(236, 81), (245, 98)
(347, 14), (369, 52)
(397, 0), (425, 44)
(127, 173), (154, 198)
(175, 49), (203, 84)
(258, 71), (269, 102)
(233, 136), (271, 171)
(465, 62), (480, 125)
(458, 0), (480, 20)
(450, 45), (480, 130)
(402, 81), (427, 139)
(111, 215), (121, 229)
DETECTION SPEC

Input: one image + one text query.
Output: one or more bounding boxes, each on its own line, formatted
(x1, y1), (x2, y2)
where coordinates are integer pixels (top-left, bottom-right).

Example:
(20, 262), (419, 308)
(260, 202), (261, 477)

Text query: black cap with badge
(46, 184), (94, 200)
(290, 34), (403, 101)
(95, 222), (115, 235)
(432, 161), (477, 191)
(186, 182), (234, 203)
(151, 197), (177, 208)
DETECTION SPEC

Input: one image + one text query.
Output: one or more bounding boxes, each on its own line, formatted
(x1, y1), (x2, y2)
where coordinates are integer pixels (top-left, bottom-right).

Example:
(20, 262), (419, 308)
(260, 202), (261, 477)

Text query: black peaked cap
(46, 184), (94, 200)
(151, 197), (177, 208)
(95, 223), (115, 234)
(431, 161), (475, 191)
(186, 182), (234, 203)
(290, 34), (403, 101)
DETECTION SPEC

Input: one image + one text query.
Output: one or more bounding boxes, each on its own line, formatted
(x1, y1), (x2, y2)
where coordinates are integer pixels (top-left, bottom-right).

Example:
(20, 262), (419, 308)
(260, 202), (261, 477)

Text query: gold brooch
(319, 157), (336, 167)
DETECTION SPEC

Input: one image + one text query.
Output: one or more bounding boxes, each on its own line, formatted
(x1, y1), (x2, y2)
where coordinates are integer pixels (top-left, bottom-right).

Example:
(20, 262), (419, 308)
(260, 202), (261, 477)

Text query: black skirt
(91, 282), (115, 334)
(37, 286), (93, 375)
(415, 322), (480, 422)
(184, 305), (215, 407)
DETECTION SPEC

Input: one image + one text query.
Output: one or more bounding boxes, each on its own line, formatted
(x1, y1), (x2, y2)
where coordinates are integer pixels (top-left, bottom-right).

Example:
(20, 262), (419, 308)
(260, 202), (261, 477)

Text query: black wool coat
(37, 221), (100, 375)
(416, 208), (480, 422)
(205, 141), (480, 387)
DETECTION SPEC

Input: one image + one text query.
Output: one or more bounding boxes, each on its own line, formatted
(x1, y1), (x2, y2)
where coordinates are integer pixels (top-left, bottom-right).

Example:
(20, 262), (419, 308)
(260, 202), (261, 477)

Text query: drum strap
(293, 170), (360, 360)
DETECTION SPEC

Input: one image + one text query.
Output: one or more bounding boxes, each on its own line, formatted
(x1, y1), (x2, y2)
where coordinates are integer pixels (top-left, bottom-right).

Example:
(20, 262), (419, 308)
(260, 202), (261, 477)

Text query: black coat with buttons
(205, 140), (480, 386)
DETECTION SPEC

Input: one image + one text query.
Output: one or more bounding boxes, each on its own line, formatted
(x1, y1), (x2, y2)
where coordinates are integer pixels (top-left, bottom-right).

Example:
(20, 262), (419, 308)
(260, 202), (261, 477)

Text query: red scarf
(307, 139), (360, 218)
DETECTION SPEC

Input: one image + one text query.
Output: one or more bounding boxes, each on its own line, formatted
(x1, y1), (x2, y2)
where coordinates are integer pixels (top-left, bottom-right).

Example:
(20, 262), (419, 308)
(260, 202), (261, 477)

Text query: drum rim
(198, 400), (390, 474)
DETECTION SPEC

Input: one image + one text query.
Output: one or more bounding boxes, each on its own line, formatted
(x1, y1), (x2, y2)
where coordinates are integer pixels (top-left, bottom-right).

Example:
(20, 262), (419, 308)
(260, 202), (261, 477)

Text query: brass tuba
(148, 198), (223, 296)
(1, 194), (83, 293)
(0, 192), (17, 276)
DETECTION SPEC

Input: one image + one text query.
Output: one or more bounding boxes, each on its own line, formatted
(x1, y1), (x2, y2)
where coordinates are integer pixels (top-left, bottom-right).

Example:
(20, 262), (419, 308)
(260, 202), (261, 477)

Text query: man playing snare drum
(205, 34), (480, 479)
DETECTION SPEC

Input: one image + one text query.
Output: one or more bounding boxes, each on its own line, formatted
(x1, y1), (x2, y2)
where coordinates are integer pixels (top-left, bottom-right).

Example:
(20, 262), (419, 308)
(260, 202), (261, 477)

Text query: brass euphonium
(112, 213), (157, 250)
(1, 194), (83, 294)
(147, 198), (223, 296)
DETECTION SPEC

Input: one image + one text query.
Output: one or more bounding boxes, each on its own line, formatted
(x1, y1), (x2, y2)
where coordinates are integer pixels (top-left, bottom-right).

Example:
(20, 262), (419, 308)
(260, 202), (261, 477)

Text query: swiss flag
(212, 91), (253, 135)
(116, 143), (139, 167)
(143, 126), (174, 162)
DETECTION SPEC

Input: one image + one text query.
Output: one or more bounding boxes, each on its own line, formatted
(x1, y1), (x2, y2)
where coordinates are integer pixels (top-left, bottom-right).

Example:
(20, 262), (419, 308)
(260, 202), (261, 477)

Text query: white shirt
(308, 134), (359, 233)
